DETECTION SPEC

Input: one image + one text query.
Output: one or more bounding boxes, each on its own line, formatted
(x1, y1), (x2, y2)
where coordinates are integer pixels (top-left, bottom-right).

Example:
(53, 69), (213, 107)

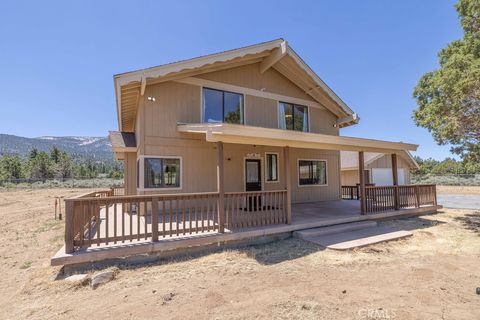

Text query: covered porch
(55, 123), (440, 265)
(52, 197), (440, 266)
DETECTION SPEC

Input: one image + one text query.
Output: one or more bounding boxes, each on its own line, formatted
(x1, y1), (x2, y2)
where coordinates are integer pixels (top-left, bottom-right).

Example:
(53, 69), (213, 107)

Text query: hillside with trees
(0, 147), (122, 181)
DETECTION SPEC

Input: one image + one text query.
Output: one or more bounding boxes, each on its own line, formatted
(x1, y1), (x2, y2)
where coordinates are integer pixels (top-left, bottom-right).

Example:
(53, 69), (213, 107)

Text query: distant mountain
(0, 134), (115, 162)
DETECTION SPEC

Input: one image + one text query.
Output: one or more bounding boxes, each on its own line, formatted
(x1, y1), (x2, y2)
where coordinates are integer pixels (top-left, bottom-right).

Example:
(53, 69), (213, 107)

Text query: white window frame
(201, 87), (246, 125)
(137, 155), (183, 191)
(297, 158), (328, 187)
(277, 102), (310, 132)
(265, 152), (280, 183)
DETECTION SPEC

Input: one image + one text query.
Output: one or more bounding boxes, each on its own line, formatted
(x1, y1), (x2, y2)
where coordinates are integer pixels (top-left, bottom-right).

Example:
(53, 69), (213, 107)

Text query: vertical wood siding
(125, 63), (343, 202)
(197, 62), (315, 101)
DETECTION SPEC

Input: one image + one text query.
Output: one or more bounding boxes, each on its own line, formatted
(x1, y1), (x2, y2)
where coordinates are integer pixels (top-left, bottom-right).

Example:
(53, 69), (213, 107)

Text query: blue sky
(0, 0), (462, 160)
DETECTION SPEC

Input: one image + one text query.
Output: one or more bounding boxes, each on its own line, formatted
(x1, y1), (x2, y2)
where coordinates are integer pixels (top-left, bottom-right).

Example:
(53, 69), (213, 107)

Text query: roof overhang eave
(177, 123), (418, 154)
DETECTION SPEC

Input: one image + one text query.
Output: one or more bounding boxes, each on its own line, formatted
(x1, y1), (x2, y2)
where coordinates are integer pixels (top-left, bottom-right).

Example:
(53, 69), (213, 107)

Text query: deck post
(359, 151), (366, 214)
(284, 146), (292, 224)
(217, 142), (225, 233)
(392, 153), (399, 210)
(65, 200), (75, 253)
(151, 197), (159, 241)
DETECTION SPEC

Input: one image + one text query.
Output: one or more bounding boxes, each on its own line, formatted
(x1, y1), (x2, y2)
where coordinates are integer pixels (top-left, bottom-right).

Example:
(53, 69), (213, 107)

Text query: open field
(436, 185), (480, 195)
(0, 189), (479, 320)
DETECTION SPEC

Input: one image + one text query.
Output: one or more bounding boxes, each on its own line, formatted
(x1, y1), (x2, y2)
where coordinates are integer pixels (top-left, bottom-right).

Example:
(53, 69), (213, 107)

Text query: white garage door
(371, 168), (406, 186)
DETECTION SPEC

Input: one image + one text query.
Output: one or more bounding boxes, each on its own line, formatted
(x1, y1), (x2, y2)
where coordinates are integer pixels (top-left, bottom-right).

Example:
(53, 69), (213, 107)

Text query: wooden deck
(51, 199), (441, 266)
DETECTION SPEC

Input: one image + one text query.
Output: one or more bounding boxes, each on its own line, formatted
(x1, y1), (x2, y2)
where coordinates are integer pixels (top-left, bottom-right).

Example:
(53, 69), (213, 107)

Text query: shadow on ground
(59, 214), (445, 276)
(453, 211), (480, 235)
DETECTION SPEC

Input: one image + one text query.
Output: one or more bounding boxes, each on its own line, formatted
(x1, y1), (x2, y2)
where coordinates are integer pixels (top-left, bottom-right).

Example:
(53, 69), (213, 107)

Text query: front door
(245, 159), (262, 211)
(245, 159), (262, 191)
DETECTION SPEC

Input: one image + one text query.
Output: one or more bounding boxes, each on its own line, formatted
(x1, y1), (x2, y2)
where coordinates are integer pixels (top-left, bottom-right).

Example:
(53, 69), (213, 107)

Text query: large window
(266, 153), (278, 182)
(279, 102), (308, 132)
(298, 160), (327, 186)
(144, 157), (181, 189)
(203, 88), (243, 124)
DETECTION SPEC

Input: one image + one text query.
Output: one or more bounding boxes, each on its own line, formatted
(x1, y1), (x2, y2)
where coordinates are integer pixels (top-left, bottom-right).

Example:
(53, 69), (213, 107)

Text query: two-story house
(53, 39), (439, 266)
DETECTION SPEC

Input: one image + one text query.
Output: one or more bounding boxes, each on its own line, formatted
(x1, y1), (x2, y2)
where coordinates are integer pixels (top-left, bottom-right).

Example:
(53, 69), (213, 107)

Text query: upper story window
(203, 88), (244, 124)
(279, 102), (309, 132)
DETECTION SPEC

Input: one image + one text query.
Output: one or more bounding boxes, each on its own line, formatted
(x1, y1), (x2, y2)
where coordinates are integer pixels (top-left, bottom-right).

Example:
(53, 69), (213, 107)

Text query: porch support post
(359, 151), (366, 214)
(216, 142), (225, 233)
(284, 146), (292, 224)
(391, 153), (399, 210)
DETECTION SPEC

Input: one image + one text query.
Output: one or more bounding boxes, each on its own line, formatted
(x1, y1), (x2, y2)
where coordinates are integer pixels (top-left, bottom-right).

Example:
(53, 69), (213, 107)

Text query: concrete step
(303, 226), (413, 250)
(293, 221), (377, 240)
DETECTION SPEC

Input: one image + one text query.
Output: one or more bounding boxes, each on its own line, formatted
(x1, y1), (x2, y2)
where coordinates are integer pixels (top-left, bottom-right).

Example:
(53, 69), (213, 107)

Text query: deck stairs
(293, 221), (412, 250)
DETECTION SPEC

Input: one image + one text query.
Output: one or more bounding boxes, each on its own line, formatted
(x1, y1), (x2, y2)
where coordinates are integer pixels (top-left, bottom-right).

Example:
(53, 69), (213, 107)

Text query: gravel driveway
(437, 194), (480, 209)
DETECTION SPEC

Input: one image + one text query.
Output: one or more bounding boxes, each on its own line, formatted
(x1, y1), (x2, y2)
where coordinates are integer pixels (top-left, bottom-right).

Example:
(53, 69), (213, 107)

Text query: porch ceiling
(177, 123), (418, 154)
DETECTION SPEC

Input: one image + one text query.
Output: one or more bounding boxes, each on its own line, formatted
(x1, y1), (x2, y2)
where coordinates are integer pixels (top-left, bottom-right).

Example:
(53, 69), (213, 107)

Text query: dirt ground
(0, 188), (479, 320)
(436, 185), (480, 195)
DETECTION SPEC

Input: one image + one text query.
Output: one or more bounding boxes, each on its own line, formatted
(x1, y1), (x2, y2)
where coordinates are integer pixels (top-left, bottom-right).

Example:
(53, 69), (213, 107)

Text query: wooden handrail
(364, 184), (437, 213)
(64, 189), (289, 253)
(65, 191), (220, 202)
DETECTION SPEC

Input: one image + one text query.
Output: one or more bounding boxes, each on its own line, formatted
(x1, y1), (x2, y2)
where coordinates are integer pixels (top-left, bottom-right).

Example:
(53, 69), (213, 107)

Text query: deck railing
(64, 189), (288, 253)
(65, 192), (221, 253)
(365, 184), (437, 213)
(225, 190), (287, 229)
(341, 186), (360, 200)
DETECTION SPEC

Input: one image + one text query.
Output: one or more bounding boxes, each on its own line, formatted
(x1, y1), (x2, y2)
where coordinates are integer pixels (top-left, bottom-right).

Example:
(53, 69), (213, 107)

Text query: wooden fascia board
(114, 79), (122, 131)
(337, 113), (359, 127)
(114, 39), (283, 87)
(259, 40), (287, 73)
(178, 124), (418, 152)
(112, 146), (137, 153)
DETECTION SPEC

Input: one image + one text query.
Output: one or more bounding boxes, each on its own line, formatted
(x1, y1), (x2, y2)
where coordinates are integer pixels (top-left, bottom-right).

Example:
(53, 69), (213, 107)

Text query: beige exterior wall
(124, 152), (137, 196)
(197, 62), (315, 101)
(340, 155), (412, 186)
(126, 62), (342, 202)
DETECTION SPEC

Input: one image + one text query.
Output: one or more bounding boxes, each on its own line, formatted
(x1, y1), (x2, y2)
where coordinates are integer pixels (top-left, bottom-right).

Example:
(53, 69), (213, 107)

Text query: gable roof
(340, 150), (420, 170)
(114, 39), (358, 132)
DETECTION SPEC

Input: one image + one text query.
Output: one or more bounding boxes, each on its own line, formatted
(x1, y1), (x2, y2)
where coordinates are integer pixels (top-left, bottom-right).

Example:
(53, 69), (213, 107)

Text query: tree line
(413, 156), (480, 175)
(0, 147), (123, 181)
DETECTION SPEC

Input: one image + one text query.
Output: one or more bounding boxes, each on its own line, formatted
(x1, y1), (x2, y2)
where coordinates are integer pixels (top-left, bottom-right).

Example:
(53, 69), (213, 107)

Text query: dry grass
(437, 185), (480, 195)
(0, 189), (479, 319)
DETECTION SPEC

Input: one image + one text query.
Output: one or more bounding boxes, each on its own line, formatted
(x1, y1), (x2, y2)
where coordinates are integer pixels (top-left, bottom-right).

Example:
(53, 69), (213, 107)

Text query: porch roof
(177, 123), (418, 154)
(108, 131), (137, 153)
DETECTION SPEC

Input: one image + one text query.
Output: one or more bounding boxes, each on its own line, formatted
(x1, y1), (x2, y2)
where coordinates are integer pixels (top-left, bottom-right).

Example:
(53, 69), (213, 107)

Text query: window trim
(201, 87), (245, 125)
(137, 155), (183, 191)
(265, 152), (280, 183)
(297, 158), (328, 187)
(278, 102), (310, 132)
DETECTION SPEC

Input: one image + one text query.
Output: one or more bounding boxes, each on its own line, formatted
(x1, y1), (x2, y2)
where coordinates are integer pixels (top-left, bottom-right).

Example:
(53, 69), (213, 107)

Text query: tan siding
(143, 142), (217, 195)
(143, 81), (201, 139)
(309, 107), (339, 135)
(132, 64), (344, 198)
(245, 95), (278, 128)
(341, 170), (359, 186)
(223, 144), (286, 192)
(124, 153), (137, 196)
(197, 62), (315, 101)
(135, 99), (145, 154)
(140, 141), (341, 202)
